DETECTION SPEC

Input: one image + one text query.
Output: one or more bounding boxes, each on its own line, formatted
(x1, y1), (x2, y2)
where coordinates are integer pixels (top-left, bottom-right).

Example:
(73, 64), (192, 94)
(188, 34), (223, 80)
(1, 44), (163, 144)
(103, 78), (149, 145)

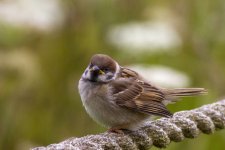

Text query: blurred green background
(0, 0), (225, 149)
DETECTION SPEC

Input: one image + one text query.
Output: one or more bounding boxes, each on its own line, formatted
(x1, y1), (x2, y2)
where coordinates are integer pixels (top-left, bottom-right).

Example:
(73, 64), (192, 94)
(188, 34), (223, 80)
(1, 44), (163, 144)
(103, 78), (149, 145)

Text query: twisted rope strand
(32, 99), (225, 150)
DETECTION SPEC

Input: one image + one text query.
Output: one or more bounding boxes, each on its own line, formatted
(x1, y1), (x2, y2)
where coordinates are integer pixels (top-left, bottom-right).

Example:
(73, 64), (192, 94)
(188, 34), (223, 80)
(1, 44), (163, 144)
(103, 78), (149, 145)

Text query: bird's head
(82, 54), (120, 83)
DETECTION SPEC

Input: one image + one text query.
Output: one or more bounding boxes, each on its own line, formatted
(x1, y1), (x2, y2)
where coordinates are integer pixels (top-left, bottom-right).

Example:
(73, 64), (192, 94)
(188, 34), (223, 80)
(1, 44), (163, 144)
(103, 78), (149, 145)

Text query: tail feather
(165, 88), (207, 97)
(162, 88), (207, 104)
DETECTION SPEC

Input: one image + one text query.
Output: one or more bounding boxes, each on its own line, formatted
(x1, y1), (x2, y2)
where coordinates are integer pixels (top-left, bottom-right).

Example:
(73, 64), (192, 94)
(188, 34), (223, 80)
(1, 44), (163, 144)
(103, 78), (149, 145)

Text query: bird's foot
(107, 128), (125, 134)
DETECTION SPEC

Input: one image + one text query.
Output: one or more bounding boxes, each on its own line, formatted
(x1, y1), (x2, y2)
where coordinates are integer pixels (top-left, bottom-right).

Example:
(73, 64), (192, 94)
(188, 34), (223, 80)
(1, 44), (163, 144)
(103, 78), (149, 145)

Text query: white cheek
(82, 68), (91, 79)
(98, 74), (106, 82)
(98, 72), (114, 82)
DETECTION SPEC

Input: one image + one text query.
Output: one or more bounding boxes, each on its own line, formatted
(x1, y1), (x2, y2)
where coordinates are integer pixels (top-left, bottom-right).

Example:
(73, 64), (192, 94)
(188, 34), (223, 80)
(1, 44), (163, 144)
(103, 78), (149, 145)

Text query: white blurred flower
(107, 21), (182, 52)
(0, 0), (63, 30)
(128, 65), (190, 88)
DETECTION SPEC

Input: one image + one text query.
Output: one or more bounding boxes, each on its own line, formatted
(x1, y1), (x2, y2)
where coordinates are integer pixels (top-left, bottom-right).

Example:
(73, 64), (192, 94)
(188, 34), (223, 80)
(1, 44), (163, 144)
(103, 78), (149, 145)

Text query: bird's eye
(103, 68), (109, 72)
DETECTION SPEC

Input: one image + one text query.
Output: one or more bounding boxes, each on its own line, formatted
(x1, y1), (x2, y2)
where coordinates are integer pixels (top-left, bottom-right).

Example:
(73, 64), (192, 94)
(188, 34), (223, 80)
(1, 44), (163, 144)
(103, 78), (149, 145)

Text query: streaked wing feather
(134, 100), (172, 117)
(112, 69), (172, 118)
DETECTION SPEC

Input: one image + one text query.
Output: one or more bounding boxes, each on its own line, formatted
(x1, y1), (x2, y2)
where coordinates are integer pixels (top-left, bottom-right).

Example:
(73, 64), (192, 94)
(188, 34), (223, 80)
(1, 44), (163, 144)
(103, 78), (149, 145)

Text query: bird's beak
(99, 70), (105, 75)
(89, 65), (105, 75)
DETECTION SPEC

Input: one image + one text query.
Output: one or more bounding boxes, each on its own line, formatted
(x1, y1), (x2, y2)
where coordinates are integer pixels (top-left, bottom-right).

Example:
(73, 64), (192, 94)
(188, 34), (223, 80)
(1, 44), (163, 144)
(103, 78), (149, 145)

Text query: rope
(32, 99), (225, 150)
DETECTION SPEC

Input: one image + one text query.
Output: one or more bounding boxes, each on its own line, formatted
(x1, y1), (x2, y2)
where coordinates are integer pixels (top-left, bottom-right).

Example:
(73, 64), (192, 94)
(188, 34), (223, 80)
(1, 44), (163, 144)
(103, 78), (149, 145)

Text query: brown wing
(111, 68), (172, 117)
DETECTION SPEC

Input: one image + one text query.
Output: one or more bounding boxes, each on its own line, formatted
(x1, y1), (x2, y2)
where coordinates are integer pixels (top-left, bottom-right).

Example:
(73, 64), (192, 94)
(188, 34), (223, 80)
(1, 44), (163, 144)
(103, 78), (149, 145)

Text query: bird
(78, 54), (207, 133)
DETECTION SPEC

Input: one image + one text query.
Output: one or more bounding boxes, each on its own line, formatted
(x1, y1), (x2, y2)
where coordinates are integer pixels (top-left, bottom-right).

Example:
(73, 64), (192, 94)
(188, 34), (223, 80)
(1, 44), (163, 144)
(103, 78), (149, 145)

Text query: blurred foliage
(0, 0), (225, 149)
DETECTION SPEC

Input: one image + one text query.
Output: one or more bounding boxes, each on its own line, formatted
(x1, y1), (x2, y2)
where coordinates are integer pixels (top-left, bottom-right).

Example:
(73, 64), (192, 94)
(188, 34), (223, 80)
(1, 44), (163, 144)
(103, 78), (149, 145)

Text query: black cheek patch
(106, 74), (114, 80)
(84, 70), (88, 75)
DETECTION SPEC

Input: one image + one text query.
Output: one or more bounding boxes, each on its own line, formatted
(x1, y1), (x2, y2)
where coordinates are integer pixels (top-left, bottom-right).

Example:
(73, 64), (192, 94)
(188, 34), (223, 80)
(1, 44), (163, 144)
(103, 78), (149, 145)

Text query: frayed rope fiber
(32, 99), (225, 150)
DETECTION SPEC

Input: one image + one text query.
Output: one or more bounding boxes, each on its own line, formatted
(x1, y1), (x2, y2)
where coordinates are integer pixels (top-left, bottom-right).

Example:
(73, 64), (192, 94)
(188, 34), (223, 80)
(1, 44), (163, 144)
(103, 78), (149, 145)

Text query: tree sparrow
(78, 54), (207, 132)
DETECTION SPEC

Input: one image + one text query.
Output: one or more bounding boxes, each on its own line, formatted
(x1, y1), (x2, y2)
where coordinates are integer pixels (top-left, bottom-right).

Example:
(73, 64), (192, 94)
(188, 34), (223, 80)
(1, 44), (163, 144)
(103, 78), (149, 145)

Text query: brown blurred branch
(32, 100), (225, 150)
